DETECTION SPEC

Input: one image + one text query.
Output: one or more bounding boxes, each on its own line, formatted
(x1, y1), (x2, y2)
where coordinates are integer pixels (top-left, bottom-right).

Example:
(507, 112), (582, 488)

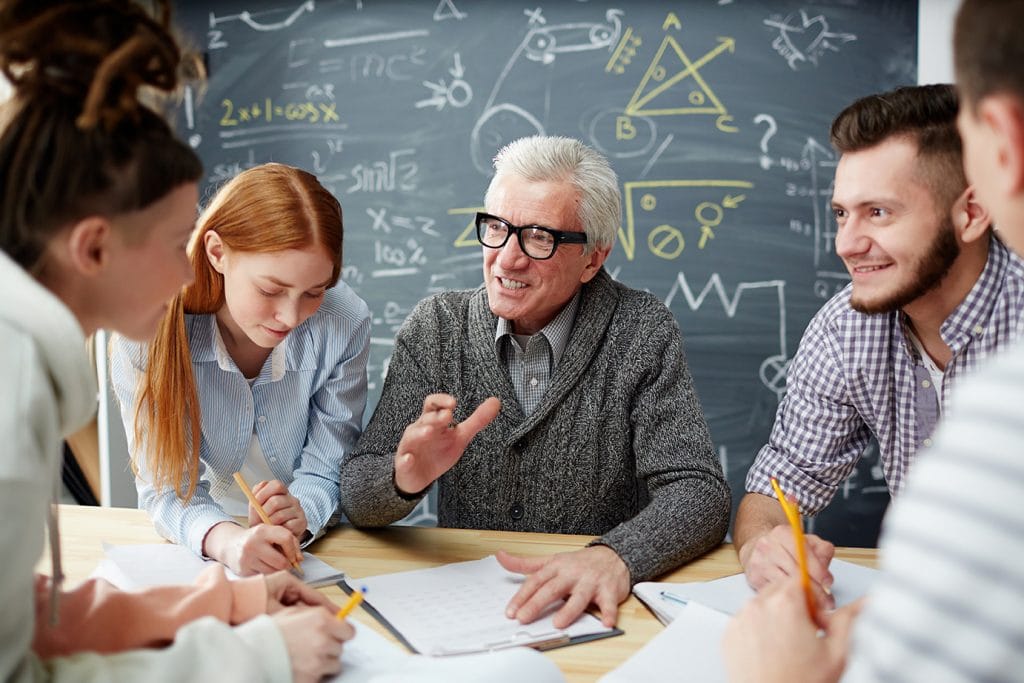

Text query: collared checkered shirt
(746, 237), (1024, 514)
(494, 292), (580, 415)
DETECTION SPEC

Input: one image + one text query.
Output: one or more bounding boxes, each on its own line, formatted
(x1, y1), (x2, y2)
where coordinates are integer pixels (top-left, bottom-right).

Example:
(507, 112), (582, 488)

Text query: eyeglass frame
(474, 212), (588, 260)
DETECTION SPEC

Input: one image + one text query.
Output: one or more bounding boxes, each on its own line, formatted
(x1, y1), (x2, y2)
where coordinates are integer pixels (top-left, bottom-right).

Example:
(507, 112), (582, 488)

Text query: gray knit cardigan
(340, 268), (730, 582)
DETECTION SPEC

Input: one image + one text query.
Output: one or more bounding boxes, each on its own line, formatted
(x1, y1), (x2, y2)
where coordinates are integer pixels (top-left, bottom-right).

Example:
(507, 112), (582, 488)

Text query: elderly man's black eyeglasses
(475, 212), (588, 260)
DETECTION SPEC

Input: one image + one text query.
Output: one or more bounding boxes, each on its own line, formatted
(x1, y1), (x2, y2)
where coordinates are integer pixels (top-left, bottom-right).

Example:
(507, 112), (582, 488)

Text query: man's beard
(849, 219), (961, 314)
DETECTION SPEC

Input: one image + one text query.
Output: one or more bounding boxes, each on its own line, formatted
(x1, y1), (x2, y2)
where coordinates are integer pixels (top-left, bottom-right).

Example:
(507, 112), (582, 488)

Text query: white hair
(485, 135), (620, 253)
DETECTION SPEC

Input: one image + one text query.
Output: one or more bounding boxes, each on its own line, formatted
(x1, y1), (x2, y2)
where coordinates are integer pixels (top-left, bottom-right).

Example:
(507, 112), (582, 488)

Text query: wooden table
(50, 505), (878, 682)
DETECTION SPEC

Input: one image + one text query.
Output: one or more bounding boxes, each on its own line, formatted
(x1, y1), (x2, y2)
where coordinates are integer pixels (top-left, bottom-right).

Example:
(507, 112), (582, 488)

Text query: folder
(340, 555), (622, 656)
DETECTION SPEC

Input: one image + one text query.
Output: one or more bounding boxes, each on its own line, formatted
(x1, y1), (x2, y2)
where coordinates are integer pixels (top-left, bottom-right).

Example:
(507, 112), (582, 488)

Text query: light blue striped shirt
(110, 281), (371, 556)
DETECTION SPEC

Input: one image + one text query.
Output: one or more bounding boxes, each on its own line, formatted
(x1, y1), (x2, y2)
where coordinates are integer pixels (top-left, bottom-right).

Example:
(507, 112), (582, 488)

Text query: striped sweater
(844, 339), (1024, 682)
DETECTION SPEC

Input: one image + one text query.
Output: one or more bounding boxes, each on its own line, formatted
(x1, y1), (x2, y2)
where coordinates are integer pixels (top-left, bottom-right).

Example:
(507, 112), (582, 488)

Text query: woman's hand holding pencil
(203, 519), (304, 577)
(233, 472), (305, 576)
(201, 473), (305, 576)
(247, 478), (309, 539)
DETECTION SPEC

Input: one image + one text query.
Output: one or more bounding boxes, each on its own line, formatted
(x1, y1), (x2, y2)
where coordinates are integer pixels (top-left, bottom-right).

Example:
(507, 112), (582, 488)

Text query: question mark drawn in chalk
(754, 114), (778, 170)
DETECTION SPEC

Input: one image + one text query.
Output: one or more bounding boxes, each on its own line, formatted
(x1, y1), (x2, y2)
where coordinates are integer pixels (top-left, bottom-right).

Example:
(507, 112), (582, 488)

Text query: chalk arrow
(723, 194), (746, 209)
(449, 52), (464, 79)
(416, 79), (448, 110)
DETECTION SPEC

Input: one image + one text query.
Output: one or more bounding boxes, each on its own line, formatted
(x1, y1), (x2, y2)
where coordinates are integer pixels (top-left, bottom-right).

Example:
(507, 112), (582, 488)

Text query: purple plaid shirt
(746, 237), (1024, 514)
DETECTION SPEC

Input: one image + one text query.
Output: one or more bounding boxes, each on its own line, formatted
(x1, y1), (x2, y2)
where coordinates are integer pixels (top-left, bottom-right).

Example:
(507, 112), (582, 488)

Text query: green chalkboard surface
(176, 0), (917, 545)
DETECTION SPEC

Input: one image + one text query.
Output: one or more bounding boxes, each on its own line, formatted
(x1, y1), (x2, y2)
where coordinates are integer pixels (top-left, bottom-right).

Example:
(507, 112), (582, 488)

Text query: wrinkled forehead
(485, 175), (580, 231)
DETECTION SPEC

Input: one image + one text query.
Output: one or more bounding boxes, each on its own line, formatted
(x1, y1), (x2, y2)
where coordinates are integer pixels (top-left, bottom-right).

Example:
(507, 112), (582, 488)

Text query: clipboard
(338, 556), (623, 656)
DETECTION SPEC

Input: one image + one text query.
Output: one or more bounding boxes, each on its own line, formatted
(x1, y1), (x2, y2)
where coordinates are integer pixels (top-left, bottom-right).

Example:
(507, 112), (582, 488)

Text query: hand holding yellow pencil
(232, 471), (304, 576)
(770, 476), (816, 620)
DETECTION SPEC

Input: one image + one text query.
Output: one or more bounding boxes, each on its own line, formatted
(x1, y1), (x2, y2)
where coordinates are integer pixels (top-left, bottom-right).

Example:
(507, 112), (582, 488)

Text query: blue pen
(659, 591), (688, 607)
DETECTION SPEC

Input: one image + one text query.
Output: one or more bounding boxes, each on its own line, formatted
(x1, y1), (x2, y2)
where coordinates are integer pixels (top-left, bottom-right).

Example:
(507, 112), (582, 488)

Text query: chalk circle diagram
(759, 353), (790, 400)
(584, 106), (658, 159)
(470, 9), (623, 175)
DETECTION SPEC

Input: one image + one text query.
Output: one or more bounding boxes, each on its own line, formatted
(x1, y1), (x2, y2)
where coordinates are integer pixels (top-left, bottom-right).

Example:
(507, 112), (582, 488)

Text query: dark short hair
(830, 84), (965, 210)
(954, 0), (1024, 111)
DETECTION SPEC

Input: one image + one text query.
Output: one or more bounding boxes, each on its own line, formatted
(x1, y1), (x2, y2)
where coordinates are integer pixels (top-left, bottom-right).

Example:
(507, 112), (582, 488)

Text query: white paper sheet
(95, 545), (565, 681)
(599, 602), (729, 683)
(351, 555), (616, 656)
(97, 542), (345, 589)
(633, 558), (879, 622)
(330, 624), (565, 683)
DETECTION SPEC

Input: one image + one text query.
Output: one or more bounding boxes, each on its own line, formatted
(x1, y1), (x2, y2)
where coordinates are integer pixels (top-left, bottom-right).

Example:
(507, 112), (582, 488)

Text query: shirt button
(529, 377), (539, 387)
(509, 504), (524, 521)
(922, 380), (931, 388)
(923, 438), (933, 447)
(257, 415), (267, 423)
(974, 325), (984, 335)
(270, 456), (278, 462)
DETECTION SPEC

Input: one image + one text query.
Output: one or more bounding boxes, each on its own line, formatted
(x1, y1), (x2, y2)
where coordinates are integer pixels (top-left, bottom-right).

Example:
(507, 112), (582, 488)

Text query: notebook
(96, 542), (346, 589)
(343, 555), (622, 656)
(632, 558), (879, 624)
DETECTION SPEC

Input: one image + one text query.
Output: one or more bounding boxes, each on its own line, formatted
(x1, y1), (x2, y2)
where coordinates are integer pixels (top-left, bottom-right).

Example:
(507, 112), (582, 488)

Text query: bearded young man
(725, 5), (1024, 680)
(733, 84), (1024, 600)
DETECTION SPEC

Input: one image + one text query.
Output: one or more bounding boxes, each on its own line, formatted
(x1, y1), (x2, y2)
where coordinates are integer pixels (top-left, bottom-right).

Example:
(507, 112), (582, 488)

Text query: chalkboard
(174, 0), (917, 546)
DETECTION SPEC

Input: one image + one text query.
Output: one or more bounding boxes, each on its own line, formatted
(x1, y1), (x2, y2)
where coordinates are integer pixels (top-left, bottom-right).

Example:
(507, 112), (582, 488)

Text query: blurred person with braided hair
(0, 2), (352, 681)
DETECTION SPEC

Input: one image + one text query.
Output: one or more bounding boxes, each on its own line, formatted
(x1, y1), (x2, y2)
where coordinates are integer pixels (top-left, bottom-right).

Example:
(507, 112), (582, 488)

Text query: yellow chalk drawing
(662, 12), (682, 31)
(605, 26), (642, 74)
(219, 98), (340, 126)
(620, 180), (753, 260)
(449, 206), (485, 247)
(620, 25), (736, 134)
(649, 225), (685, 259)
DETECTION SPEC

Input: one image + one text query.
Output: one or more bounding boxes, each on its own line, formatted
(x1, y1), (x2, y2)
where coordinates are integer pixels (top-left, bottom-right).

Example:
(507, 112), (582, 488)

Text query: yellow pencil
(336, 586), (366, 620)
(232, 471), (304, 576)
(770, 476), (815, 619)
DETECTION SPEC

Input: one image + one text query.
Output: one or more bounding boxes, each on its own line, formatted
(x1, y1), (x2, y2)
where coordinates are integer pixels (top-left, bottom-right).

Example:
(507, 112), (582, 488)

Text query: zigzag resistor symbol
(665, 271), (790, 398)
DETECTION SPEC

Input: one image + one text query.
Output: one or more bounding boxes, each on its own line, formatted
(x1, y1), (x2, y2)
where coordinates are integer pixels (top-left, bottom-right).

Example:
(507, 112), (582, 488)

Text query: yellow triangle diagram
(449, 206), (485, 247)
(625, 35), (734, 117)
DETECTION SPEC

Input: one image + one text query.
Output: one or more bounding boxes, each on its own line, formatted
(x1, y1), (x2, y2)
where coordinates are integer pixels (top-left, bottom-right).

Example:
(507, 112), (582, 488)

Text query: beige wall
(919, 0), (959, 84)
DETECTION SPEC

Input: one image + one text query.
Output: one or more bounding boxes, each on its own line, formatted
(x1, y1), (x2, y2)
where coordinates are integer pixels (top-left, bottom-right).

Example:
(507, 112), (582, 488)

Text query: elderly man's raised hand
(393, 394), (501, 495)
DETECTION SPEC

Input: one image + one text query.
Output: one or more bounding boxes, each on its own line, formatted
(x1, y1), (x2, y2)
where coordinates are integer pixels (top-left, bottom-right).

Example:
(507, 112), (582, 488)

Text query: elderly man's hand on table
(497, 545), (630, 628)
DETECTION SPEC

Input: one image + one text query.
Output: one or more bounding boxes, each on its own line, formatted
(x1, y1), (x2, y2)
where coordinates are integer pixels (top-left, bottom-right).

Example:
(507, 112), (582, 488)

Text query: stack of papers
(632, 558), (880, 624)
(97, 542), (346, 589)
(347, 555), (621, 656)
(92, 544), (567, 681)
(603, 560), (880, 682)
